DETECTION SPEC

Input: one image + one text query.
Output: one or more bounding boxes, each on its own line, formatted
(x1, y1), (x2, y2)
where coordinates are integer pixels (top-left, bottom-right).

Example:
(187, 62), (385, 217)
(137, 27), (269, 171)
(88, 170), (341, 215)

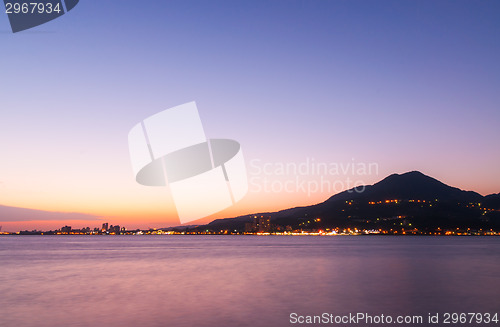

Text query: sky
(1, 0), (499, 232)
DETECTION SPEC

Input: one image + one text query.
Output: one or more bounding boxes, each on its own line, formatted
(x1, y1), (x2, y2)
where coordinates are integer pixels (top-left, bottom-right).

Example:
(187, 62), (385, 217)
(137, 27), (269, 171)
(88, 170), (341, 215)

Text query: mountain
(483, 193), (500, 210)
(200, 171), (500, 232)
(324, 171), (483, 203)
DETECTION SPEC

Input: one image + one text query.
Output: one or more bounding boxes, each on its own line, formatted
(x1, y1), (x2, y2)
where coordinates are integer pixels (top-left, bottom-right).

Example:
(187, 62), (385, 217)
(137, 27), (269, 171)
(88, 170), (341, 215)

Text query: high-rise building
(252, 215), (271, 233)
(102, 223), (108, 232)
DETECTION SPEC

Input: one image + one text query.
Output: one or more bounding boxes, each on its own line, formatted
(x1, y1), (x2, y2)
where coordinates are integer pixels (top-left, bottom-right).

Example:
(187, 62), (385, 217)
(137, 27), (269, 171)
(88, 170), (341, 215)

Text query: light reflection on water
(1, 236), (499, 327)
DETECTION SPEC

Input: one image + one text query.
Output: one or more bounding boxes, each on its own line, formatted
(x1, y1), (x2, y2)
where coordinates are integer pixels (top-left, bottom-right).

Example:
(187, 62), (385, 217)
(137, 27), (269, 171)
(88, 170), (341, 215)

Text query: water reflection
(0, 236), (499, 326)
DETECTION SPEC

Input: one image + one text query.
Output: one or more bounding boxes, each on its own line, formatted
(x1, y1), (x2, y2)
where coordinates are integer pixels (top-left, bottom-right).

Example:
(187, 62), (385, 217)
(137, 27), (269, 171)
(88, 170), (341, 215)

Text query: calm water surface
(1, 236), (499, 327)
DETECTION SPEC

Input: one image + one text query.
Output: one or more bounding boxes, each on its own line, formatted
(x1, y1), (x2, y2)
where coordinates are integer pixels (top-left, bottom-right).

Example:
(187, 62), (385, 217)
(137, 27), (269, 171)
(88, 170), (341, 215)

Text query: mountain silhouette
(484, 193), (500, 209)
(203, 171), (499, 232)
(324, 171), (483, 203)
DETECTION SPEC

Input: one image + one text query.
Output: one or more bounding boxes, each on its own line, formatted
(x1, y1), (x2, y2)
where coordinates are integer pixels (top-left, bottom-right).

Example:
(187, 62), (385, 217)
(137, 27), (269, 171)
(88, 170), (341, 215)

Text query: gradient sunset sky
(1, 0), (499, 232)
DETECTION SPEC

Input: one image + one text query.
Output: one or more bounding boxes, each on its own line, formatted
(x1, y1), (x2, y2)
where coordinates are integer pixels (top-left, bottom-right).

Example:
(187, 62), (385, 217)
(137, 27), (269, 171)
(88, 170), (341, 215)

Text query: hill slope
(203, 171), (499, 232)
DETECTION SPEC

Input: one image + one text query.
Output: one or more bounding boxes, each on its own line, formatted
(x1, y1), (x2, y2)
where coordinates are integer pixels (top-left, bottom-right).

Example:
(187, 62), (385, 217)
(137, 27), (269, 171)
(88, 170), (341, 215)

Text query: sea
(1, 235), (499, 327)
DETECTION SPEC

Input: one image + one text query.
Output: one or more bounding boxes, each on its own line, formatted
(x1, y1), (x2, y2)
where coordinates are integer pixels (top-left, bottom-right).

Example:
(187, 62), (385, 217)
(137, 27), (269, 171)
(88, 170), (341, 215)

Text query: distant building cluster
(49, 223), (127, 235)
(245, 215), (272, 233)
(2, 198), (499, 236)
(100, 223), (122, 234)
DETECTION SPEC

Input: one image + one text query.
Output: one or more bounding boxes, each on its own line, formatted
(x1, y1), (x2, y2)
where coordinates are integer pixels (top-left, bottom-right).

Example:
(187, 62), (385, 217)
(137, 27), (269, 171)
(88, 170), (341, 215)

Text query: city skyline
(1, 1), (499, 232)
(2, 168), (499, 233)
